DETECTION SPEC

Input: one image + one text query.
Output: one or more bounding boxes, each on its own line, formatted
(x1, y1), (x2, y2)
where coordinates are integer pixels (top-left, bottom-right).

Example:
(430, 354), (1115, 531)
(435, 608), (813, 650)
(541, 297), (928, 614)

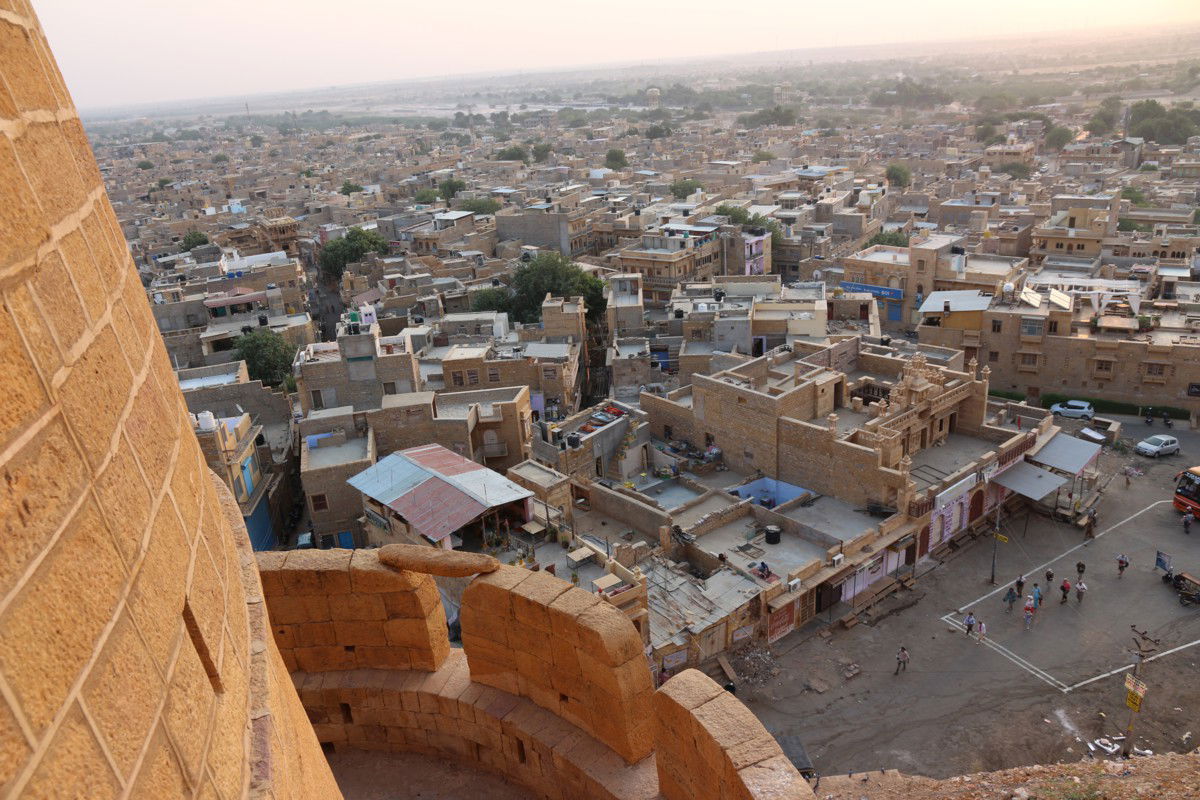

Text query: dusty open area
(740, 420), (1200, 780)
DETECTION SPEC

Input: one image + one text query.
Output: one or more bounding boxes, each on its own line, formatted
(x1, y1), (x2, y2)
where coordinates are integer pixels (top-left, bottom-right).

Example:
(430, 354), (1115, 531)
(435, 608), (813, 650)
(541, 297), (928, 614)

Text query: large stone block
(0, 415), (86, 595)
(22, 705), (120, 800)
(0, 499), (123, 735)
(83, 610), (162, 779)
(12, 120), (87, 224)
(0, 132), (49, 270)
(378, 543), (499, 576)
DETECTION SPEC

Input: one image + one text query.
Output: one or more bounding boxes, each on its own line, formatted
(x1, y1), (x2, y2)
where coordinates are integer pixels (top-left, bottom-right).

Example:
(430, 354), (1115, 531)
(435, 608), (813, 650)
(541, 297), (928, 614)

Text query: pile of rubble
(728, 642), (780, 687)
(816, 751), (1200, 799)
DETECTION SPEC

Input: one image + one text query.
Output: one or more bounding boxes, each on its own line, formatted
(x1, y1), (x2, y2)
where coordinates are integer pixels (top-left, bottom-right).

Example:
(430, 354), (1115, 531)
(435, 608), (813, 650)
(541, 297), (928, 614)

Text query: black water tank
(257, 313), (269, 326)
(764, 525), (781, 545)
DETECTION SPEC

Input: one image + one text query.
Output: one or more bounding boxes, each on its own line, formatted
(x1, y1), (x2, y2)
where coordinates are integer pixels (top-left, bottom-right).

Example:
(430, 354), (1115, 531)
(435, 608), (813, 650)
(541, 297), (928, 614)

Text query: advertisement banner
(767, 601), (797, 643)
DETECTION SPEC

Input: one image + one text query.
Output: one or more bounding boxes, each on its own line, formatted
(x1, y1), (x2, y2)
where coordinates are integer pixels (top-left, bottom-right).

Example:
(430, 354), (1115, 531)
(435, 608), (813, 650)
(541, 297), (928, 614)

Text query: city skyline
(39, 0), (1200, 109)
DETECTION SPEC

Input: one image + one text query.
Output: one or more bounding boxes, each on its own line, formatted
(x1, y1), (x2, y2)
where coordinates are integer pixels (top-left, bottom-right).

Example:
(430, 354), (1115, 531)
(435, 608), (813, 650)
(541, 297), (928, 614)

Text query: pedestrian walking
(1117, 554), (1130, 578)
(1084, 509), (1097, 540)
(1032, 583), (1042, 608)
(963, 611), (977, 636)
(1185, 511), (1194, 535)
(1015, 575), (1026, 597)
(894, 647), (909, 675)
(1060, 578), (1071, 603)
(976, 619), (987, 645)
(1075, 581), (1087, 603)
(1076, 560), (1086, 579)
(1023, 597), (1035, 630)
(1045, 568), (1054, 586)
(1003, 587), (1018, 613)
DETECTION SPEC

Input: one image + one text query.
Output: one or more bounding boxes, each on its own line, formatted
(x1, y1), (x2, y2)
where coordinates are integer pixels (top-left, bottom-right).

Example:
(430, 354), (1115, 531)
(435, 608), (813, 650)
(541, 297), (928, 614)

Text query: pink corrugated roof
(402, 443), (483, 477)
(386, 474), (487, 542)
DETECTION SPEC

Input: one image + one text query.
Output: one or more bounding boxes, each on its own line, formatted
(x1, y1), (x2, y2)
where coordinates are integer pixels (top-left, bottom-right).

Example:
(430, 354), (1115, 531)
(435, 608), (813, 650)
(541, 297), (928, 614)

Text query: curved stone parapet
(655, 669), (812, 800)
(460, 565), (655, 765)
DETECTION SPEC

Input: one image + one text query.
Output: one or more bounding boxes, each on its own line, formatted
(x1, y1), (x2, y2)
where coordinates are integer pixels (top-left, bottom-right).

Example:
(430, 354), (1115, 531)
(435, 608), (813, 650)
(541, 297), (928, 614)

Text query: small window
(988, 351), (999, 362)
(451, 371), (464, 387)
(382, 381), (397, 395)
(467, 370), (479, 386)
(310, 494), (328, 512)
(737, 397), (746, 405)
(1095, 360), (1112, 372)
(542, 367), (557, 381)
(1047, 320), (1058, 334)
(487, 368), (500, 383)
(1020, 353), (1038, 366)
(1147, 363), (1165, 376)
(310, 389), (325, 410)
(991, 320), (1003, 333)
(663, 425), (673, 440)
(1020, 318), (1044, 336)
(916, 259), (926, 272)
(1055, 242), (1064, 249)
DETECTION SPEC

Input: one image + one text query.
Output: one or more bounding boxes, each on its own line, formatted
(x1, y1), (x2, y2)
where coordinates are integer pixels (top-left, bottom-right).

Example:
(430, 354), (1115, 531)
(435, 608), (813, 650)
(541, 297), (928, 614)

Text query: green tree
(507, 252), (606, 323)
(179, 230), (209, 252)
(177, 129), (202, 140)
(233, 329), (296, 388)
(495, 145), (529, 162)
(975, 123), (996, 142)
(1045, 126), (1074, 150)
(532, 143), (552, 162)
(996, 162), (1032, 179)
(250, 134), (264, 147)
(413, 188), (439, 203)
(751, 150), (777, 163)
(867, 231), (910, 247)
(604, 148), (628, 169)
(470, 287), (511, 314)
(1117, 218), (1153, 232)
(136, 160), (154, 170)
(714, 204), (751, 224)
(156, 177), (172, 189)
(669, 178), (702, 199)
(1121, 186), (1150, 206)
(438, 178), (466, 200)
(340, 180), (364, 195)
(645, 123), (671, 139)
(457, 197), (501, 215)
(885, 163), (911, 187)
(318, 227), (389, 282)
(212, 153), (229, 163)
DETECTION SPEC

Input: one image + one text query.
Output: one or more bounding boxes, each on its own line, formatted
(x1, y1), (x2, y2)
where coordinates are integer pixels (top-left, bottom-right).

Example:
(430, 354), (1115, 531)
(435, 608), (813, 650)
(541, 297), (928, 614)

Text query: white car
(1050, 400), (1095, 420)
(1135, 435), (1180, 458)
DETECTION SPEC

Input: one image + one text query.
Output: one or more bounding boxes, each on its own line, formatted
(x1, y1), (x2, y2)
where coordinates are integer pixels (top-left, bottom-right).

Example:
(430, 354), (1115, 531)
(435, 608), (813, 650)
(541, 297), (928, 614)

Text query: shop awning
(1028, 433), (1102, 475)
(992, 461), (1067, 500)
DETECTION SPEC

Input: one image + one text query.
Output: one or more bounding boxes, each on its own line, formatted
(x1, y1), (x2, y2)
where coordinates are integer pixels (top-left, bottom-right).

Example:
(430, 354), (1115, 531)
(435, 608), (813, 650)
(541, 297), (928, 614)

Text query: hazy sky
(36, 0), (1200, 109)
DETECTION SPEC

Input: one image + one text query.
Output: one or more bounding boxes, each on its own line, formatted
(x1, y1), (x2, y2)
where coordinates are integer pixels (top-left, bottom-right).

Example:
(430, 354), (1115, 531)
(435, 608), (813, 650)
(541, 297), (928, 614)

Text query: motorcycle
(1163, 413), (1174, 428)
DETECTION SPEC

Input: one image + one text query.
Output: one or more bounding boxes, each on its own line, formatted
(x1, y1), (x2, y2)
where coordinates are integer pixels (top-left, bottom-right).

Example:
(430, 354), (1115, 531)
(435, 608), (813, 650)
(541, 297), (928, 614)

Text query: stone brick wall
(0, 5), (338, 797)
(256, 550), (449, 673)
(655, 669), (813, 800)
(461, 566), (655, 765)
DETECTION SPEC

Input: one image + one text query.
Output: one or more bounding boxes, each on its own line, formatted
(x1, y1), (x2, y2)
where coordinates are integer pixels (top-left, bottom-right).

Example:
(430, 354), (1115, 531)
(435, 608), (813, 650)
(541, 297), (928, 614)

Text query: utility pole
(1121, 626), (1160, 758)
(989, 503), (1001, 585)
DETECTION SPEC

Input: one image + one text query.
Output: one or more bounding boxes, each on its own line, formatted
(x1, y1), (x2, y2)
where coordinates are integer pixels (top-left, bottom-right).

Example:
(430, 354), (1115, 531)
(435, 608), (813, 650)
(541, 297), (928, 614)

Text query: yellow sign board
(1126, 690), (1142, 712)
(995, 534), (1009, 543)
(1124, 674), (1147, 697)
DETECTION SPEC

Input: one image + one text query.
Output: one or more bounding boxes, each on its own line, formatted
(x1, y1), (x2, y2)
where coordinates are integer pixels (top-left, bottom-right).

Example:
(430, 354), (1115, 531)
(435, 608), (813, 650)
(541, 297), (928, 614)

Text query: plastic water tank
(764, 525), (782, 545)
(197, 411), (217, 432)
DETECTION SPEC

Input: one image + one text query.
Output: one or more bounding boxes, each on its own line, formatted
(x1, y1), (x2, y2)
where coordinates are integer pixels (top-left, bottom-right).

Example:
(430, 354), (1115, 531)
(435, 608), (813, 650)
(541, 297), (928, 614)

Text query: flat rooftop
(909, 433), (996, 491)
(777, 495), (874, 542)
(305, 438), (370, 470)
(645, 560), (761, 649)
(695, 515), (827, 580)
(507, 460), (566, 488)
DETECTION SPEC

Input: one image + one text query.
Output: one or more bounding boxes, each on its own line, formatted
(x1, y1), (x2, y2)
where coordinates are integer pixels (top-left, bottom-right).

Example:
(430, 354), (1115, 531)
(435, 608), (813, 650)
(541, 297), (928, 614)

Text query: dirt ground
(740, 419), (1200, 780)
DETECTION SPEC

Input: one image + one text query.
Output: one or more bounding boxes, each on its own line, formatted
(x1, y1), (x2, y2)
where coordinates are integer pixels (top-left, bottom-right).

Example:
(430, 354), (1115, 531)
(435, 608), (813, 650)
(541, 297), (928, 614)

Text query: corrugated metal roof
(1028, 433), (1101, 475)
(347, 444), (532, 541)
(992, 461), (1066, 500)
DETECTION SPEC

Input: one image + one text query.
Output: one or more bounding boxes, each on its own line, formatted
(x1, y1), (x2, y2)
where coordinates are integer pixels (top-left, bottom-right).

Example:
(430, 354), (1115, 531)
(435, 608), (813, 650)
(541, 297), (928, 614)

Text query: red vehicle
(1173, 467), (1200, 512)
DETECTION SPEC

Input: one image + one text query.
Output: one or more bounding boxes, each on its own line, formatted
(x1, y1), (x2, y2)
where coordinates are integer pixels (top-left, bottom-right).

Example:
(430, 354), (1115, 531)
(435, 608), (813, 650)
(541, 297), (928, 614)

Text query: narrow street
(740, 424), (1200, 779)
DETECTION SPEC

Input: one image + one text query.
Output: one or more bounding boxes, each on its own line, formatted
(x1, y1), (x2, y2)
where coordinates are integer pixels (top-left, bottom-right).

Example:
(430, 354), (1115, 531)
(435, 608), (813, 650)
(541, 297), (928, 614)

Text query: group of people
(995, 560), (1098, 631)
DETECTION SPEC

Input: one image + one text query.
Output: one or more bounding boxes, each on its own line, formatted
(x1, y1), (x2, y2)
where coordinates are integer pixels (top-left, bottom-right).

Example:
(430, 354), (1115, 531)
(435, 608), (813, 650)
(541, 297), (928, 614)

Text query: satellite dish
(1003, 282), (1015, 294)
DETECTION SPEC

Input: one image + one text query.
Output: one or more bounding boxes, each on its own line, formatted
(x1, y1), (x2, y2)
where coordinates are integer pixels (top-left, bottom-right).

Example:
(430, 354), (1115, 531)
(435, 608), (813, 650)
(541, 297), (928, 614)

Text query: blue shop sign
(840, 281), (903, 301)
